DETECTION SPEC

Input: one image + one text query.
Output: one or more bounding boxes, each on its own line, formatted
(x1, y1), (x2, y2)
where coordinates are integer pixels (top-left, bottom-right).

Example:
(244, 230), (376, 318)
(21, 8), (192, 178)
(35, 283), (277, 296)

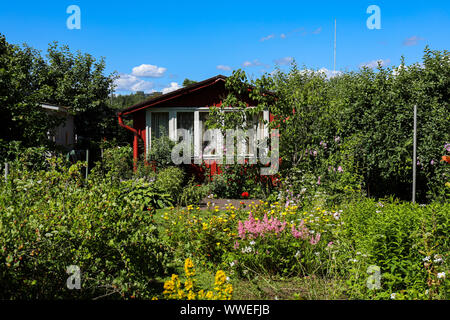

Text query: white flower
(230, 261), (235, 267)
(241, 246), (252, 254)
(390, 293), (397, 299)
(433, 258), (443, 264)
(437, 272), (446, 279)
(249, 241), (256, 246)
(226, 277), (230, 282)
(295, 251), (301, 258)
(423, 256), (430, 262)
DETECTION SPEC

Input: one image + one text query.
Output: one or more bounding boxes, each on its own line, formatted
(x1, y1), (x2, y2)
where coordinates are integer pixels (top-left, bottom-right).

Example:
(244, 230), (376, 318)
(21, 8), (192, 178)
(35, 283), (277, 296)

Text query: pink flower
(337, 166), (343, 173)
(317, 176), (321, 185)
(310, 233), (321, 245)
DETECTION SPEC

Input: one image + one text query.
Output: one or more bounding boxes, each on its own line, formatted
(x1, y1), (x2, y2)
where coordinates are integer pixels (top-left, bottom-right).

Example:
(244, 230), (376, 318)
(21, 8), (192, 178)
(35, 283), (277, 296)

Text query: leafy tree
(0, 34), (61, 147)
(182, 78), (197, 87)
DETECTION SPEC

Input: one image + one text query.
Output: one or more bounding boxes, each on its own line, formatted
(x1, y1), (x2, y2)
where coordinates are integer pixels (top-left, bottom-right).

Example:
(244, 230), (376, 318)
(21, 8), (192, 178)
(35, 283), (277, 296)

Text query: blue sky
(1, 1), (449, 94)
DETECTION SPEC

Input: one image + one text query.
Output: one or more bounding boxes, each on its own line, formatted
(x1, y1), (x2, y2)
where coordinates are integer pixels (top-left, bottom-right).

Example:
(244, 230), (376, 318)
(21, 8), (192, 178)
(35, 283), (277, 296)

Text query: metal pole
(412, 104), (417, 203)
(4, 162), (9, 182)
(86, 149), (89, 180)
(334, 19), (336, 73)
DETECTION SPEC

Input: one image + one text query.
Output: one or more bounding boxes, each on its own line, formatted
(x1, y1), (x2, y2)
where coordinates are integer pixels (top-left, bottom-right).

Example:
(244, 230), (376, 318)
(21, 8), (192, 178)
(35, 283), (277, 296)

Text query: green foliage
(96, 144), (134, 181)
(0, 35), (62, 146)
(206, 163), (270, 199)
(178, 179), (210, 207)
(121, 178), (173, 213)
(339, 199), (450, 299)
(0, 158), (173, 299)
(148, 134), (176, 168)
(208, 48), (450, 203)
(182, 78), (198, 87)
(154, 166), (185, 203)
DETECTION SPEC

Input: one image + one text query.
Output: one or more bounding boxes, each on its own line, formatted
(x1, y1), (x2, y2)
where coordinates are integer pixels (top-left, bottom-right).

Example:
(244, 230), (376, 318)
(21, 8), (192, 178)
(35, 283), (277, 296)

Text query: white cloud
(360, 59), (391, 69)
(114, 74), (155, 93)
(260, 34), (275, 42)
(403, 36), (425, 47)
(317, 68), (342, 79)
(216, 65), (231, 71)
(242, 59), (268, 68)
(312, 27), (322, 34)
(162, 82), (181, 94)
(131, 64), (167, 78)
(274, 56), (294, 66)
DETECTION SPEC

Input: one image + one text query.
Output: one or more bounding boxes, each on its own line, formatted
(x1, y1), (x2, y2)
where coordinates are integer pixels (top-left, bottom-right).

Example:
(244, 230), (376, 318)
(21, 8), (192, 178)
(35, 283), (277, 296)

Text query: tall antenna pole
(412, 104), (417, 203)
(334, 19), (337, 73)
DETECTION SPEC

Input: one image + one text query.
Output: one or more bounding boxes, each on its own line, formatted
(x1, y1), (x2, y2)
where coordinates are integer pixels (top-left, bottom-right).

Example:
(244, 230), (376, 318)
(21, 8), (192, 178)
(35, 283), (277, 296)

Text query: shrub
(338, 199), (450, 299)
(148, 133), (176, 169)
(178, 179), (210, 206)
(98, 145), (134, 181)
(0, 158), (173, 299)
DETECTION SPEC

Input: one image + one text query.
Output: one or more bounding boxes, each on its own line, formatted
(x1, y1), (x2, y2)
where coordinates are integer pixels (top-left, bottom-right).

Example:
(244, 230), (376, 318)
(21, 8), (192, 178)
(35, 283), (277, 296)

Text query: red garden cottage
(118, 75), (272, 178)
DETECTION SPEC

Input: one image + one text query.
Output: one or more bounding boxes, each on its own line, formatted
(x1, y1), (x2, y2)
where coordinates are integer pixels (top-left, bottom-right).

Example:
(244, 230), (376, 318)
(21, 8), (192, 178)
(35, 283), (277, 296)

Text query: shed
(118, 75), (271, 175)
(41, 103), (75, 149)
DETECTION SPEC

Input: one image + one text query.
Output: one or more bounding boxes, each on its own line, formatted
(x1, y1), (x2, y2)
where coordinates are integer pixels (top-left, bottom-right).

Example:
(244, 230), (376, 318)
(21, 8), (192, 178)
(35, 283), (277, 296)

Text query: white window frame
(145, 106), (269, 161)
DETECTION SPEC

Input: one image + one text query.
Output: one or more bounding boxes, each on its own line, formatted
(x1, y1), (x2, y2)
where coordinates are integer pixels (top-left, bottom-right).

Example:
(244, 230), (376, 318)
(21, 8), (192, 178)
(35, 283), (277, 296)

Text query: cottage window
(177, 112), (194, 143)
(151, 112), (169, 139)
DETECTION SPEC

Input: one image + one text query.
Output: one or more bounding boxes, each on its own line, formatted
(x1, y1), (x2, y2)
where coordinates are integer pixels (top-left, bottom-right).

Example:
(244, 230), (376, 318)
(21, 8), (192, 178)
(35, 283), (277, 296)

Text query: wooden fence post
(85, 149), (89, 180)
(4, 162), (9, 182)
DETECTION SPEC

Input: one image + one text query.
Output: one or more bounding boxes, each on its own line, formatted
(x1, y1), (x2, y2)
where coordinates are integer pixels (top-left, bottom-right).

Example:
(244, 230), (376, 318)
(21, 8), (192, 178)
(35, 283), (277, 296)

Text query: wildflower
(317, 176), (321, 185)
(327, 241), (333, 247)
(215, 270), (227, 286)
(437, 272), (446, 279)
(441, 155), (450, 163)
(445, 143), (450, 153)
(310, 233), (321, 245)
(184, 258), (196, 277)
(249, 240), (256, 246)
(295, 251), (301, 258)
(390, 293), (397, 300)
(422, 256), (430, 262)
(241, 192), (249, 198)
(337, 166), (343, 173)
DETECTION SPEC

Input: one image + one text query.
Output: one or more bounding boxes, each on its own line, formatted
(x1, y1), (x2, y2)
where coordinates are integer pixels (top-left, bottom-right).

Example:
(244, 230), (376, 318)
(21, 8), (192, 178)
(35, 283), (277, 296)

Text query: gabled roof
(119, 75), (227, 116)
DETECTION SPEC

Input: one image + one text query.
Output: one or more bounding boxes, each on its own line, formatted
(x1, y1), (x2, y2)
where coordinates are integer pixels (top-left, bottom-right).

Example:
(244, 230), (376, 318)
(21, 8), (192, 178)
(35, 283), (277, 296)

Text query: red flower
(241, 192), (249, 198)
(442, 155), (450, 164)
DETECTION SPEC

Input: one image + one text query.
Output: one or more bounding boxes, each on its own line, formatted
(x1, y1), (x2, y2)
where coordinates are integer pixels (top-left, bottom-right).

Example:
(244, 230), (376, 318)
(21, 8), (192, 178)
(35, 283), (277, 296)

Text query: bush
(154, 166), (185, 204)
(338, 199), (450, 299)
(0, 158), (173, 299)
(178, 178), (210, 207)
(98, 145), (134, 181)
(148, 134), (176, 169)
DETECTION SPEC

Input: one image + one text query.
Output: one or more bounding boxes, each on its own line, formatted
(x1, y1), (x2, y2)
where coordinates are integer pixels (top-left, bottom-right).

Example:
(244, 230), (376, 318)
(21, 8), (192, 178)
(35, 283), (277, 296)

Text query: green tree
(182, 78), (197, 87)
(0, 34), (61, 147)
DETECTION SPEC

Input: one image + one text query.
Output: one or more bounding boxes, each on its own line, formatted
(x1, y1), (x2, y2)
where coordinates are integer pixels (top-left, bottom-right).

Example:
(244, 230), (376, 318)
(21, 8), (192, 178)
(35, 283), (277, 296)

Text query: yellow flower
(184, 258), (196, 277)
(187, 291), (196, 300)
(215, 270), (227, 286)
(185, 279), (194, 291)
(205, 291), (214, 299)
